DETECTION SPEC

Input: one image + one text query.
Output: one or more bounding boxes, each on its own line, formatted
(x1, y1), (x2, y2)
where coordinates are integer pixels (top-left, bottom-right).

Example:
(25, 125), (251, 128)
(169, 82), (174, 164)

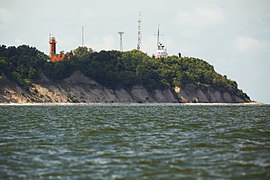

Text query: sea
(0, 104), (269, 179)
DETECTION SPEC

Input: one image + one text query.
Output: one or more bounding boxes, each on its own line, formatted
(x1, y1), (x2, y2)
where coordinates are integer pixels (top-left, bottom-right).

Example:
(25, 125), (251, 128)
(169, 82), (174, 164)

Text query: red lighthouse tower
(49, 34), (65, 62)
(49, 35), (56, 56)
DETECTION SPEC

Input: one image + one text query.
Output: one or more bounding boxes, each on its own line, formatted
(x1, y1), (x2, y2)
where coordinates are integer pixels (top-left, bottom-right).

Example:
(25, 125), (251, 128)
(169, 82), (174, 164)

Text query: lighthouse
(49, 35), (56, 56)
(49, 34), (65, 62)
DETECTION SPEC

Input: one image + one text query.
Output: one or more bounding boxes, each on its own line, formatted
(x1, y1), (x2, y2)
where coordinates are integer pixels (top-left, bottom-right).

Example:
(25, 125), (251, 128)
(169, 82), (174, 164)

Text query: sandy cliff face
(0, 71), (248, 103)
(176, 83), (245, 103)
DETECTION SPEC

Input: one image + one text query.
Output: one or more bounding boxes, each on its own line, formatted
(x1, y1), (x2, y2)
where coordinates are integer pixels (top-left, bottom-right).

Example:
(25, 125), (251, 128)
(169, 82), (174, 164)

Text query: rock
(178, 90), (190, 103)
(196, 89), (209, 103)
(208, 90), (223, 103)
(130, 85), (154, 103)
(223, 92), (233, 103)
(162, 89), (178, 103)
(115, 88), (134, 102)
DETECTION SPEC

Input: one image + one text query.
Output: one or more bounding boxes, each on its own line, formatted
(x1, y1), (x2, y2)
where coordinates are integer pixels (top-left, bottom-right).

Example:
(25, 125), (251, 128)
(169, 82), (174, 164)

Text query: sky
(1, 0), (270, 103)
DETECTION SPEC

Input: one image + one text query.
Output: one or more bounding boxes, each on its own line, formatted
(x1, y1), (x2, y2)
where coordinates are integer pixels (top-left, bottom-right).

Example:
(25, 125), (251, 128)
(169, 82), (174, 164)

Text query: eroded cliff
(0, 71), (249, 104)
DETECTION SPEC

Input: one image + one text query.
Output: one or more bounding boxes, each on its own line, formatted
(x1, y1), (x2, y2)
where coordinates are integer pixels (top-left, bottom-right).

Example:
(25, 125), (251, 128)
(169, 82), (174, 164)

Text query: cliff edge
(0, 71), (249, 103)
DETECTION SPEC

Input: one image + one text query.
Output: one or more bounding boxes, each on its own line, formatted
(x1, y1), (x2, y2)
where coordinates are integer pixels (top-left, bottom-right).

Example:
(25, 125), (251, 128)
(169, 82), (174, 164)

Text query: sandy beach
(0, 102), (266, 106)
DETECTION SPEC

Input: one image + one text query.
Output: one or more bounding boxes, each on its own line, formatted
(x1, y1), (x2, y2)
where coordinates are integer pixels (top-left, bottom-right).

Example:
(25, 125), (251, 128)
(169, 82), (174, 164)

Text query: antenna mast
(82, 26), (84, 46)
(155, 24), (163, 48)
(157, 24), (160, 47)
(137, 12), (142, 51)
(118, 32), (124, 51)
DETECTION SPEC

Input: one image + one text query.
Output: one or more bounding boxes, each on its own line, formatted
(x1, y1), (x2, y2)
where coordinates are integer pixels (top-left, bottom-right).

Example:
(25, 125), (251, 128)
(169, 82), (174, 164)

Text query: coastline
(0, 101), (266, 106)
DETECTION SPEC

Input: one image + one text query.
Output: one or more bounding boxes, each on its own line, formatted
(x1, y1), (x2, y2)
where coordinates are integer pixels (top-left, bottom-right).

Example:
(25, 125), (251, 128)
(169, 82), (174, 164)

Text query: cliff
(0, 71), (248, 103)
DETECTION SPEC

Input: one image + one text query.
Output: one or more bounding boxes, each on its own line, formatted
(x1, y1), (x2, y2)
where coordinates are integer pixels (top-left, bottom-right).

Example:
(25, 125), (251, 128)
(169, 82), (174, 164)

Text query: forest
(0, 45), (250, 101)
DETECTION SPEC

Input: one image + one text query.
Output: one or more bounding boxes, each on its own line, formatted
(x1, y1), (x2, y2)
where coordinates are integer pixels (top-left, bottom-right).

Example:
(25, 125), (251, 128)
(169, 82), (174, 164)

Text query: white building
(155, 25), (168, 59)
(156, 42), (168, 58)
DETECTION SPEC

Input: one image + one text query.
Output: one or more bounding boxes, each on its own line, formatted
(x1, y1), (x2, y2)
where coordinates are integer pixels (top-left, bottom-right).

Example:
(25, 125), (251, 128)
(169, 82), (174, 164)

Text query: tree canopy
(0, 45), (250, 101)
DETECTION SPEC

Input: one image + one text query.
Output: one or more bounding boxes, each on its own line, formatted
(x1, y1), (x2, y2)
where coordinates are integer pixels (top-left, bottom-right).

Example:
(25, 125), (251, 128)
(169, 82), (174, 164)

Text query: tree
(0, 56), (7, 74)
(73, 46), (93, 60)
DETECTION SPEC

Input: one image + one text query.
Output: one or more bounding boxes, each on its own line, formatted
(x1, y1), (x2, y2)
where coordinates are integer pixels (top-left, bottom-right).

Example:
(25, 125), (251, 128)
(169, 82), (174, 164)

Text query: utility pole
(118, 32), (124, 51)
(137, 12), (142, 51)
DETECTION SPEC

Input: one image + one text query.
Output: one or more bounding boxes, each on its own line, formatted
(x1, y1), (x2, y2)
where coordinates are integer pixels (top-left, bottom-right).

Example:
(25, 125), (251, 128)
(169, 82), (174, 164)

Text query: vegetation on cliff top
(0, 45), (250, 101)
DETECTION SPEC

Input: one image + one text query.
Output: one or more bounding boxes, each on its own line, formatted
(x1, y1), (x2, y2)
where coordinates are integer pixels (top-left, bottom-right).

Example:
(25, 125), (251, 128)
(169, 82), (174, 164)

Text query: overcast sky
(1, 0), (270, 103)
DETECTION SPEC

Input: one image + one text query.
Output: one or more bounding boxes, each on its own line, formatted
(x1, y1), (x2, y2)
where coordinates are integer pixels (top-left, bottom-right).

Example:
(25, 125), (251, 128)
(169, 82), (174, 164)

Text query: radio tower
(118, 32), (124, 51)
(137, 12), (142, 51)
(82, 26), (84, 46)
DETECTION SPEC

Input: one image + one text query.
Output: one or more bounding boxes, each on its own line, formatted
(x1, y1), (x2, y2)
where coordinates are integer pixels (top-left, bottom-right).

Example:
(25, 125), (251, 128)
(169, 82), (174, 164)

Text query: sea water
(0, 104), (269, 179)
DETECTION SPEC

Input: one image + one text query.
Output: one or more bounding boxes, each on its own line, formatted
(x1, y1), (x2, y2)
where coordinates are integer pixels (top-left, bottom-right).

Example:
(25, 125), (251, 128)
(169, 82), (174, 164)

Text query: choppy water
(0, 104), (269, 179)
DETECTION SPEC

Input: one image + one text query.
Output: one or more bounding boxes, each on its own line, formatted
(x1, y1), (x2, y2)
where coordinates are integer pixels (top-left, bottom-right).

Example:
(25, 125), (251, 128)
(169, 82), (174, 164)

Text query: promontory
(0, 45), (251, 103)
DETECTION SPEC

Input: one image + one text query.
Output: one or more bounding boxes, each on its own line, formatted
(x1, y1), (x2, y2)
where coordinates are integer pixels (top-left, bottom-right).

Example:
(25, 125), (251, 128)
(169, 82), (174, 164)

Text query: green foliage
(0, 56), (7, 74)
(0, 45), (47, 86)
(73, 46), (93, 60)
(43, 60), (74, 81)
(0, 45), (250, 101)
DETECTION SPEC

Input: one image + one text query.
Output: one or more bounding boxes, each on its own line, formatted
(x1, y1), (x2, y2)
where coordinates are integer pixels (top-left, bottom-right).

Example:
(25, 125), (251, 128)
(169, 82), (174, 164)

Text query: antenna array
(137, 12), (142, 51)
(118, 32), (124, 51)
